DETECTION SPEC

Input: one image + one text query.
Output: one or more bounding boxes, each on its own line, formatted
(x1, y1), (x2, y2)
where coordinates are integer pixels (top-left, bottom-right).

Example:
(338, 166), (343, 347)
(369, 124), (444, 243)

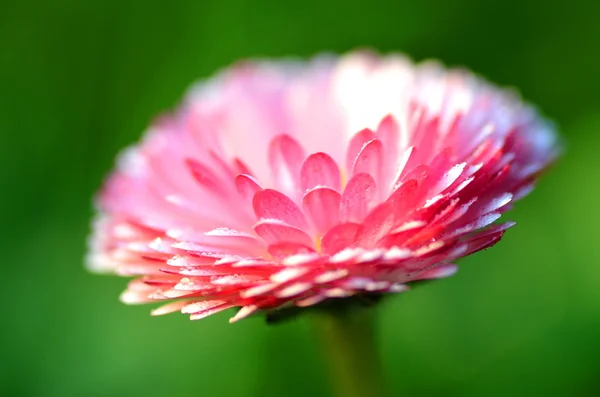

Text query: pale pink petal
(388, 146), (416, 192)
(229, 305), (260, 323)
(412, 264), (458, 280)
(376, 114), (401, 188)
(268, 134), (305, 198)
(186, 159), (229, 197)
(151, 300), (190, 316)
(189, 302), (234, 320)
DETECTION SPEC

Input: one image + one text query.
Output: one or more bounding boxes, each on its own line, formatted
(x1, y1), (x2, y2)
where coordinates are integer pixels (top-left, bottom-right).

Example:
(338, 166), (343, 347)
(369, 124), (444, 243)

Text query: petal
(268, 134), (305, 198)
(254, 219), (314, 247)
(433, 162), (467, 194)
(352, 139), (384, 199)
(476, 192), (513, 216)
(321, 223), (361, 254)
(275, 282), (314, 298)
(377, 221), (427, 248)
(302, 186), (341, 235)
(461, 229), (506, 255)
(175, 228), (266, 256)
(233, 157), (254, 176)
(445, 212), (503, 239)
(389, 146), (416, 191)
(188, 302), (234, 320)
(346, 128), (376, 172)
(352, 139), (383, 177)
(376, 114), (401, 188)
(300, 152), (342, 191)
(229, 305), (260, 323)
(235, 174), (263, 200)
(186, 159), (228, 196)
(295, 294), (326, 307)
(470, 221), (516, 240)
(151, 300), (190, 316)
(339, 173), (377, 223)
(386, 179), (420, 218)
(412, 264), (458, 281)
(268, 242), (316, 259)
(355, 203), (396, 247)
(253, 189), (309, 230)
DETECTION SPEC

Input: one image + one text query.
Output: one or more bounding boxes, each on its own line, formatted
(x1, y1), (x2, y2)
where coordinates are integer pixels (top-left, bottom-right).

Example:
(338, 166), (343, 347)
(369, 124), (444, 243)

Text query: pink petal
(377, 221), (427, 248)
(445, 212), (503, 239)
(476, 192), (513, 216)
(433, 162), (467, 194)
(253, 189), (309, 230)
(411, 115), (442, 165)
(321, 223), (361, 254)
(412, 264), (458, 281)
(376, 114), (401, 188)
(466, 221), (516, 240)
(233, 157), (254, 176)
(254, 219), (314, 247)
(346, 128), (376, 173)
(208, 151), (237, 180)
(268, 242), (316, 259)
(188, 302), (234, 320)
(160, 265), (230, 277)
(177, 228), (266, 256)
(295, 294), (326, 307)
(352, 139), (384, 199)
(276, 282), (314, 298)
(186, 159), (227, 196)
(302, 186), (341, 235)
(268, 134), (305, 198)
(389, 146), (416, 191)
(235, 174), (263, 200)
(400, 164), (430, 185)
(339, 173), (377, 223)
(355, 202), (396, 248)
(513, 183), (534, 200)
(461, 229), (506, 255)
(352, 138), (383, 175)
(300, 152), (342, 191)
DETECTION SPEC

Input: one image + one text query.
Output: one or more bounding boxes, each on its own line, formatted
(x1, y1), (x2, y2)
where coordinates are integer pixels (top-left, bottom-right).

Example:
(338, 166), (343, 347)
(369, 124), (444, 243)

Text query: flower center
(340, 169), (348, 190)
(314, 234), (323, 253)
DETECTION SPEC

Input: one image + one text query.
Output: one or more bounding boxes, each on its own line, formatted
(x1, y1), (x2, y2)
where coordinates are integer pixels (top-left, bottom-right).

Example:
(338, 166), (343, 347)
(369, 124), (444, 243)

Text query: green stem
(313, 308), (389, 397)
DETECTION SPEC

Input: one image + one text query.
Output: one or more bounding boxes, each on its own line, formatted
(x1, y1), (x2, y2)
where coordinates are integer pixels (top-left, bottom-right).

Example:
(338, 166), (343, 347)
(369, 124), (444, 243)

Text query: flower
(87, 51), (560, 323)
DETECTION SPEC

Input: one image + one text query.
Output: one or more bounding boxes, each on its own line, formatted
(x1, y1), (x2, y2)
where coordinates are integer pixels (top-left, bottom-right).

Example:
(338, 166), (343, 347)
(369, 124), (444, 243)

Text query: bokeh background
(2, 0), (599, 396)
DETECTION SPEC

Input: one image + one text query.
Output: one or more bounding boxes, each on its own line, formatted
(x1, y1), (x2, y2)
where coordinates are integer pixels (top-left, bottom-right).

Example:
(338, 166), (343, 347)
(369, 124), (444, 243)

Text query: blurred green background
(1, 0), (599, 396)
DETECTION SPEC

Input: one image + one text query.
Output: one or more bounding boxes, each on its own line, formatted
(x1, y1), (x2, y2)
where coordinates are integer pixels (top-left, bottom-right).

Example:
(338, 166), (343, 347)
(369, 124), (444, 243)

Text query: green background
(2, 0), (599, 396)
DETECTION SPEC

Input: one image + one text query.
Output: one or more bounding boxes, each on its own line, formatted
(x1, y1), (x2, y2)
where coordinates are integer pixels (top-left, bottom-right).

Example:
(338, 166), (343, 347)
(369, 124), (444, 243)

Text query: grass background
(1, 0), (599, 396)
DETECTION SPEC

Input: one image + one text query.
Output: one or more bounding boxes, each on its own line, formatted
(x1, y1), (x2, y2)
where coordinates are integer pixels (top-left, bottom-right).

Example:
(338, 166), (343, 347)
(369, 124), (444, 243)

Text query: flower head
(88, 51), (560, 322)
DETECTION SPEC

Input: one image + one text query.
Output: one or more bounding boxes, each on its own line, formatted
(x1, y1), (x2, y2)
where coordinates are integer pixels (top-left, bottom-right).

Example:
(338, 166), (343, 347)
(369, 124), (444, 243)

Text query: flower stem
(313, 308), (389, 397)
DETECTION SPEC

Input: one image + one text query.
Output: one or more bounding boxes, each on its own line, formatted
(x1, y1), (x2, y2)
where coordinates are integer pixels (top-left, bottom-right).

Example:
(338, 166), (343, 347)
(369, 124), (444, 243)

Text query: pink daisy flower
(88, 51), (560, 323)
